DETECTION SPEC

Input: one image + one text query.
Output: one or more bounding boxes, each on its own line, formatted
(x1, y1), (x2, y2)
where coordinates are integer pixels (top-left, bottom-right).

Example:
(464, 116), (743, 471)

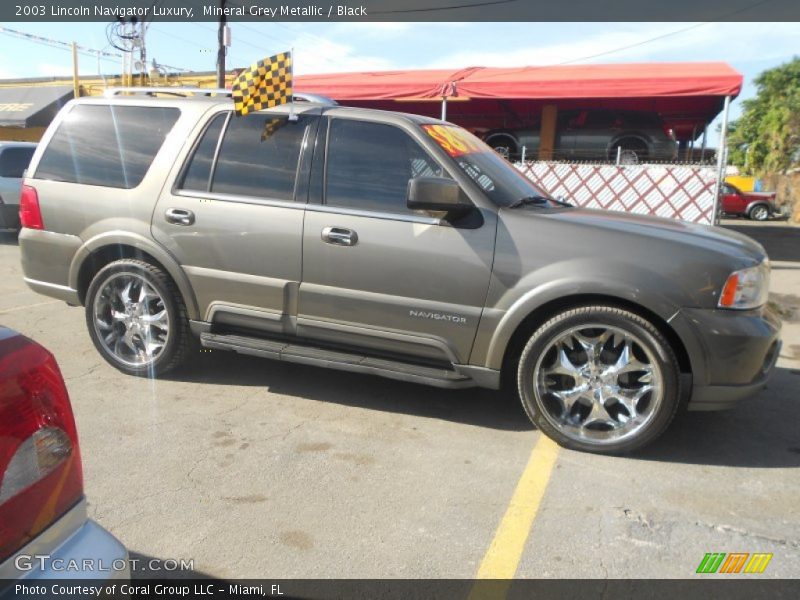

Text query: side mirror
(407, 177), (471, 215)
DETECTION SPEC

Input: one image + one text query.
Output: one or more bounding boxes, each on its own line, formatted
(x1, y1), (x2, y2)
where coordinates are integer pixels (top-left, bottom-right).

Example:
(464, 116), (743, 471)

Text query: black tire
(516, 306), (681, 454)
(485, 133), (519, 160)
(609, 139), (648, 164)
(85, 259), (193, 377)
(748, 204), (770, 221)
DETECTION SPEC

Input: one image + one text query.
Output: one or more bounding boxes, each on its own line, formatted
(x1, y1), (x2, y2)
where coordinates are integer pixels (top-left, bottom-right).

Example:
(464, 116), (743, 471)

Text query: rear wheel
(485, 133), (519, 161)
(748, 204), (770, 221)
(609, 139), (647, 164)
(85, 259), (192, 377)
(516, 306), (681, 454)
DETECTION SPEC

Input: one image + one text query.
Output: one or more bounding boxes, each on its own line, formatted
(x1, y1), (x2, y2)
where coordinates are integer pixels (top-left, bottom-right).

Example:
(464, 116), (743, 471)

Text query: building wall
(0, 72), (235, 142)
(0, 126), (46, 142)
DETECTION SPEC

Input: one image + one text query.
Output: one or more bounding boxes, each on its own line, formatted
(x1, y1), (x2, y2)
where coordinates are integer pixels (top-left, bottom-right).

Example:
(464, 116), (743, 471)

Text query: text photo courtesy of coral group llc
(0, 0), (799, 598)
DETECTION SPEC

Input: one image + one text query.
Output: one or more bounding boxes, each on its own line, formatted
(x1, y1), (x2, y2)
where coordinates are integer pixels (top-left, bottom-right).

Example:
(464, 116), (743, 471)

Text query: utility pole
(71, 42), (80, 98)
(216, 0), (227, 88)
(139, 20), (147, 86)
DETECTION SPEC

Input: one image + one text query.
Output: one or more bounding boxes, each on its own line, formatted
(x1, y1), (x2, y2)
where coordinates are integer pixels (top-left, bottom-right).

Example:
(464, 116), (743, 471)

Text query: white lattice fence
(516, 162), (718, 225)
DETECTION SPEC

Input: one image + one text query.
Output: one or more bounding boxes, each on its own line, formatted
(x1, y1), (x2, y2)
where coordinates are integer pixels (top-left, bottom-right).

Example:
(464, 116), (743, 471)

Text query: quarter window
(35, 104), (179, 189)
(179, 113), (227, 192)
(325, 119), (443, 213)
(210, 114), (310, 201)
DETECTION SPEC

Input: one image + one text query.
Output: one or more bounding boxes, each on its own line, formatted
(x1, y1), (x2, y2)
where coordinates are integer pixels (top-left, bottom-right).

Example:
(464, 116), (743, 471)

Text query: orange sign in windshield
(422, 124), (485, 157)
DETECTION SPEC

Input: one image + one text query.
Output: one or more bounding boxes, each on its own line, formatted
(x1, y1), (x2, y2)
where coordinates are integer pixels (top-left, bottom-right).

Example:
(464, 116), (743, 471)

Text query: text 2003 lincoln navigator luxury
(18, 90), (781, 453)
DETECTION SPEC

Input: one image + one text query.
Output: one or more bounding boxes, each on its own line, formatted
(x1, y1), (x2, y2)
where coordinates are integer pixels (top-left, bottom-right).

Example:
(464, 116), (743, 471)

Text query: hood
(518, 206), (767, 264)
(492, 206), (769, 312)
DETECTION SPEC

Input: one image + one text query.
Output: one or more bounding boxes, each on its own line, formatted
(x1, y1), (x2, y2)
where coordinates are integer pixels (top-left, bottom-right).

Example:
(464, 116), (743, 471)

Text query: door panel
(297, 118), (496, 364)
(299, 210), (495, 363)
(152, 111), (316, 328)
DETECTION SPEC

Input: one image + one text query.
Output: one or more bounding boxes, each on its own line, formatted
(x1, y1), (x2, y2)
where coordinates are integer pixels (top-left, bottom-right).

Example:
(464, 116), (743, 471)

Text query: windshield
(422, 124), (556, 208)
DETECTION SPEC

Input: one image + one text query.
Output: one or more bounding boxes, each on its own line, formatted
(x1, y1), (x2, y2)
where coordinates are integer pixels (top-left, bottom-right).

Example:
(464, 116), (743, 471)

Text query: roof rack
(102, 87), (338, 105)
(103, 87), (230, 98)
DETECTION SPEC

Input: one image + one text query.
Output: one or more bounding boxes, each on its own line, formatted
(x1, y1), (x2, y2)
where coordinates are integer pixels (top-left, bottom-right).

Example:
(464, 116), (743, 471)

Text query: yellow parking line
(470, 435), (560, 598)
(0, 300), (60, 314)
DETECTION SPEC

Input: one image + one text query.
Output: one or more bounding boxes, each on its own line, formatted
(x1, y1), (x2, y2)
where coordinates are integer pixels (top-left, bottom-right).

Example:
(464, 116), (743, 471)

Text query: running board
(200, 332), (475, 389)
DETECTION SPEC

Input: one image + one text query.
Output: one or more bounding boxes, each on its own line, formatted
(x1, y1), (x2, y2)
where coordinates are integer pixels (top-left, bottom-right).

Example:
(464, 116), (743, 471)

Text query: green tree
(728, 57), (800, 175)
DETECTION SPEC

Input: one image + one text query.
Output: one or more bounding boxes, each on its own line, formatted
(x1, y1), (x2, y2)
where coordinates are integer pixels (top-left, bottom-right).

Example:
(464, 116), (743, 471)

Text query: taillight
(662, 124), (676, 140)
(0, 331), (83, 562)
(19, 184), (44, 230)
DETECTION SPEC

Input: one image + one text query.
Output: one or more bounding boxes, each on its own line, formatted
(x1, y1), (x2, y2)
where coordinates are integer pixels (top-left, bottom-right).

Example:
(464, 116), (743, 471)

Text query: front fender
(69, 230), (200, 320)
(472, 261), (684, 371)
(745, 199), (772, 215)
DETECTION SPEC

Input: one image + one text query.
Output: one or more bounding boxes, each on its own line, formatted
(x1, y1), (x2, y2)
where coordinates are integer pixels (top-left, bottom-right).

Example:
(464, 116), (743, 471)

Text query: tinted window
(623, 112), (662, 127)
(35, 104), (179, 189)
(326, 119), (443, 213)
(180, 113), (227, 192)
(585, 111), (614, 128)
(0, 147), (35, 178)
(211, 114), (310, 200)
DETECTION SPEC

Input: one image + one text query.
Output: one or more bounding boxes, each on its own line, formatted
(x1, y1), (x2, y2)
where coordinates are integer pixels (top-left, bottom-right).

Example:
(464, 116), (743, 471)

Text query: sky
(1, 20), (799, 142)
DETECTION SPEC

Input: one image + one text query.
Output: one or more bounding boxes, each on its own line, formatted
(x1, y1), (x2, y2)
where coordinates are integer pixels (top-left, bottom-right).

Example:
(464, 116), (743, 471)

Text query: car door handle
(165, 208), (195, 226)
(321, 226), (358, 247)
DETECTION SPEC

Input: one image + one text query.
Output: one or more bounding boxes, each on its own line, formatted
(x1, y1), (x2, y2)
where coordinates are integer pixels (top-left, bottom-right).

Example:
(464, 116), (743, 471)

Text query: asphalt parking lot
(1, 218), (799, 580)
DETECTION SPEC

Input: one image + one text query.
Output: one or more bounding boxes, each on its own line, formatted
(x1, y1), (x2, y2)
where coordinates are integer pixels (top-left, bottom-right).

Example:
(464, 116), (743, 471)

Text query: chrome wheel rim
(618, 149), (640, 165)
(533, 324), (663, 444)
(92, 273), (170, 367)
(751, 206), (768, 220)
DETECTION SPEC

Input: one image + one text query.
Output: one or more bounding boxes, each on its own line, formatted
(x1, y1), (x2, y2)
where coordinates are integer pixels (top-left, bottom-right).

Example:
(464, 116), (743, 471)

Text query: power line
(0, 26), (122, 62)
(472, 0), (778, 80)
(371, 0), (518, 15)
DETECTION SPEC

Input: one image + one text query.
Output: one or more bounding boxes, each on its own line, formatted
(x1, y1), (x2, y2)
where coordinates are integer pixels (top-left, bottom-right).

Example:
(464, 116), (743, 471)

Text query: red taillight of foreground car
(19, 184), (44, 230)
(0, 332), (83, 562)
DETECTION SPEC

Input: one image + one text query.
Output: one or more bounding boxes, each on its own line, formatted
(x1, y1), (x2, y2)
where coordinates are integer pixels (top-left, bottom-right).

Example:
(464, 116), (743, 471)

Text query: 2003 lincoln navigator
(18, 88), (781, 453)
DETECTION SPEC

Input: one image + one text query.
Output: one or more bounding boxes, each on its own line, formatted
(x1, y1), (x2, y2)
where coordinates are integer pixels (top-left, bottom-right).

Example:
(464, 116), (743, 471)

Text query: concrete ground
(0, 218), (798, 580)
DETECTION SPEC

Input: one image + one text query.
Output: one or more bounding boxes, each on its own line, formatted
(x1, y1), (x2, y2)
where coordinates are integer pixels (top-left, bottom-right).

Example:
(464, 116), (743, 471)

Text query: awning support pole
(711, 95), (731, 226)
(700, 125), (708, 163)
(441, 96), (447, 121)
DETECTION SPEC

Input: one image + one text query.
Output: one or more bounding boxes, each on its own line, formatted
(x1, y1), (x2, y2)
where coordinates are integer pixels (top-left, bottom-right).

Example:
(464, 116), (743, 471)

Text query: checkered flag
(232, 52), (293, 117)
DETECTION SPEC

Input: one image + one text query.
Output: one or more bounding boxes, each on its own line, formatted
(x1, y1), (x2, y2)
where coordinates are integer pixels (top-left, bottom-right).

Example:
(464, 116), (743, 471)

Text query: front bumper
(0, 500), (129, 587)
(672, 306), (782, 411)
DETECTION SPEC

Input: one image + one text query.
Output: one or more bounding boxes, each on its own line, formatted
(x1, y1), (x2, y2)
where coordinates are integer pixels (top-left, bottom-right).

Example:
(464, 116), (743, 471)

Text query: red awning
(295, 62), (742, 141)
(297, 62), (742, 101)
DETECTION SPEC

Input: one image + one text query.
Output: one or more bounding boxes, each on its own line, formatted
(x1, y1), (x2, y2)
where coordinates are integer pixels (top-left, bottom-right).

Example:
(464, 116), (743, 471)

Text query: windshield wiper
(508, 195), (554, 209)
(509, 195), (573, 209)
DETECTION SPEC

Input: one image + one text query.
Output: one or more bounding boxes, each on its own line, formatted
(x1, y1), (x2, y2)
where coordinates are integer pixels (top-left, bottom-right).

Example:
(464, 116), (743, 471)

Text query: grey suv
(18, 90), (780, 454)
(484, 109), (678, 163)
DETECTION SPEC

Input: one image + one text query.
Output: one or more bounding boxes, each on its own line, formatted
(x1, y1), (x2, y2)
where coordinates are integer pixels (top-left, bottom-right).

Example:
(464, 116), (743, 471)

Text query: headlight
(718, 261), (770, 310)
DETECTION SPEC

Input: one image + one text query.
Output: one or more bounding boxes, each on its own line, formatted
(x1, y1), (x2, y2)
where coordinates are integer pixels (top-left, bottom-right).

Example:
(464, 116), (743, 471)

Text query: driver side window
(325, 119), (443, 214)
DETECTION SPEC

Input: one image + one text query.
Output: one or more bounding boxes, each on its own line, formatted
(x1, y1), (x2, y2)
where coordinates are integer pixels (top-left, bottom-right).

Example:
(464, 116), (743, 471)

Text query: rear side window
(35, 104), (179, 189)
(0, 147), (35, 178)
(208, 114), (311, 201)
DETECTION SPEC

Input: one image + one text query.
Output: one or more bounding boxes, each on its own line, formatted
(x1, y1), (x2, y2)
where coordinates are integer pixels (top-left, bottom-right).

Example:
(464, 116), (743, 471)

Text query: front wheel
(748, 204), (770, 221)
(85, 259), (192, 377)
(516, 306), (681, 454)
